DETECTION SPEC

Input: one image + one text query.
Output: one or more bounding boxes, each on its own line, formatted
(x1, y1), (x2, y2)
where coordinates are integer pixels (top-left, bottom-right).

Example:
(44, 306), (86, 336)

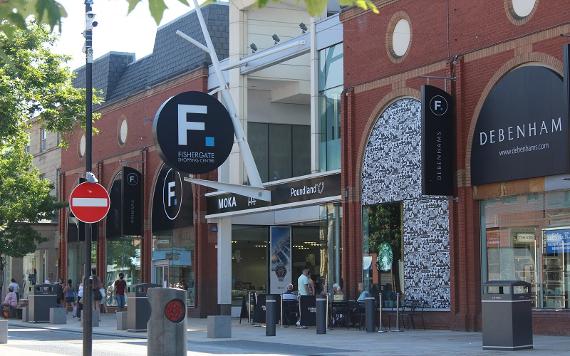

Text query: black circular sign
(153, 91), (234, 174)
(429, 95), (448, 116)
(164, 298), (186, 323)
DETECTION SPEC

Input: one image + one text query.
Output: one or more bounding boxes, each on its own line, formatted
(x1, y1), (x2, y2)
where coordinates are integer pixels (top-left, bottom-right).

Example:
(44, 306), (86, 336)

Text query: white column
(217, 218), (232, 310)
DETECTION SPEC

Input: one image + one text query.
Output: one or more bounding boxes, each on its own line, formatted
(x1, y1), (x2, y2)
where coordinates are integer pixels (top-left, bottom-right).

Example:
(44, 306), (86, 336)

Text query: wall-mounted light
(299, 22), (307, 34)
(249, 42), (258, 53)
(272, 34), (280, 45)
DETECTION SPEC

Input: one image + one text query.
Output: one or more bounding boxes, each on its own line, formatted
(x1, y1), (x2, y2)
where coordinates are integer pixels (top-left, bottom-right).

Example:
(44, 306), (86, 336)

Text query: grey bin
(28, 284), (57, 323)
(482, 280), (533, 351)
(127, 283), (159, 331)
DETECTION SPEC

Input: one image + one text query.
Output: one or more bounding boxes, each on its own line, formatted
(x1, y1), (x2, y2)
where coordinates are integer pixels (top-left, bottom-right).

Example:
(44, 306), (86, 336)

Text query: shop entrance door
(154, 261), (170, 287)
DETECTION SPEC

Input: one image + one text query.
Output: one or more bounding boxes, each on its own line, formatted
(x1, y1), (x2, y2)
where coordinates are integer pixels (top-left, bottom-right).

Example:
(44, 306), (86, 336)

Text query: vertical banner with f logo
(121, 166), (143, 236)
(421, 85), (454, 196)
(153, 91), (234, 174)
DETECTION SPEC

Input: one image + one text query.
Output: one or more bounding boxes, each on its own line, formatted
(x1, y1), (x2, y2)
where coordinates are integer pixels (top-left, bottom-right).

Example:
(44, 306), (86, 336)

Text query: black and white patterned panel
(361, 98), (450, 310)
(403, 199), (450, 309)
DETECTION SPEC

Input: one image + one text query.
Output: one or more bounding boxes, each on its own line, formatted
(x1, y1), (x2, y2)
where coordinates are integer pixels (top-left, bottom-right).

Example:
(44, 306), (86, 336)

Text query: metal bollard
(265, 295), (276, 336)
(147, 287), (187, 356)
(378, 293), (386, 333)
(365, 297), (375, 332)
(316, 297), (327, 334)
(392, 292), (403, 332)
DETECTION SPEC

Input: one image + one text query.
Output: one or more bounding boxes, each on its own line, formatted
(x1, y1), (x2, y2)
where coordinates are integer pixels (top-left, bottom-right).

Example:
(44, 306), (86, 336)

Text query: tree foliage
(0, 134), (61, 258)
(0, 23), (86, 141)
(0, 24), (84, 260)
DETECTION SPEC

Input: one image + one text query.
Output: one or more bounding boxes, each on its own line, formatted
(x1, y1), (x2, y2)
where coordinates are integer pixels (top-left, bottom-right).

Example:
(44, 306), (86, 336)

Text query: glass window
(248, 122), (269, 182)
(318, 44), (343, 92)
(481, 191), (570, 309)
(232, 226), (269, 304)
(40, 128), (47, 152)
(152, 227), (195, 306)
(268, 124), (292, 181)
(106, 237), (142, 305)
(318, 43), (343, 172)
(362, 203), (403, 306)
(292, 125), (311, 177)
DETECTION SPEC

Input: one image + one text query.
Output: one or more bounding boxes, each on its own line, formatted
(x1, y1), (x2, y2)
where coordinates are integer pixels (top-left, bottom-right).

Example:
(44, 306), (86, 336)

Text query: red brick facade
(58, 67), (218, 317)
(341, 0), (570, 334)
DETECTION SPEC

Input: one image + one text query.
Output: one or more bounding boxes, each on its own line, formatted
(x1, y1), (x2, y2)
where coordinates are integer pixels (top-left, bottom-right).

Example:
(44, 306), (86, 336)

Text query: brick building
(59, 3), (228, 317)
(340, 0), (570, 334)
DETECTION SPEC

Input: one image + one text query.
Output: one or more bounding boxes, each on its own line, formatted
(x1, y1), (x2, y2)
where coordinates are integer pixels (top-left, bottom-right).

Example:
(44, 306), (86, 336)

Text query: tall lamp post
(83, 1), (97, 355)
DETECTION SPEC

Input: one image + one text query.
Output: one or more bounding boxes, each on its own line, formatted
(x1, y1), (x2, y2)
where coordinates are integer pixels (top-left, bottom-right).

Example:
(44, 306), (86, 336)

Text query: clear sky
(54, 0), (198, 70)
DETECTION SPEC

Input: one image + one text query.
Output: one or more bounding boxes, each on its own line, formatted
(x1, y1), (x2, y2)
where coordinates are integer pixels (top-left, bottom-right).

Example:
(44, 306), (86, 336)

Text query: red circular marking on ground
(164, 299), (185, 323)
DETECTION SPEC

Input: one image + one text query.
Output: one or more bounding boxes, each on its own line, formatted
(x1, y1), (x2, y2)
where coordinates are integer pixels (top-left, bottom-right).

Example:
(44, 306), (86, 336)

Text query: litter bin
(482, 280), (533, 351)
(28, 284), (57, 323)
(127, 283), (159, 331)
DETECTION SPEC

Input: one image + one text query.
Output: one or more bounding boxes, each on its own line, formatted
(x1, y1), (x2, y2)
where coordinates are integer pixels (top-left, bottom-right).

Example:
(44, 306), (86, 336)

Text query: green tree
(0, 23), (87, 287)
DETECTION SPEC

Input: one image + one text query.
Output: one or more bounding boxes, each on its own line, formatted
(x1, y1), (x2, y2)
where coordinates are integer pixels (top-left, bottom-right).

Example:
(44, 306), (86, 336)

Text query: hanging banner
(106, 179), (122, 239)
(121, 166), (143, 236)
(421, 85), (454, 196)
(471, 65), (569, 185)
(152, 165), (194, 232)
(269, 226), (292, 295)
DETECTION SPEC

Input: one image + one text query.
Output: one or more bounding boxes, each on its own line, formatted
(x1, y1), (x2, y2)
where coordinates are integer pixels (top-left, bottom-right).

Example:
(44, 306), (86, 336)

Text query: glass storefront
(481, 191), (570, 309)
(105, 238), (141, 304)
(232, 225), (268, 303)
(152, 226), (195, 306)
(362, 202), (403, 305)
(318, 42), (343, 172)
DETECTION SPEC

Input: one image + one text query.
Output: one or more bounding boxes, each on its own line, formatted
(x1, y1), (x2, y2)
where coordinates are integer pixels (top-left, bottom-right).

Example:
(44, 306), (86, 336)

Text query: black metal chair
(282, 299), (298, 326)
(330, 300), (350, 329)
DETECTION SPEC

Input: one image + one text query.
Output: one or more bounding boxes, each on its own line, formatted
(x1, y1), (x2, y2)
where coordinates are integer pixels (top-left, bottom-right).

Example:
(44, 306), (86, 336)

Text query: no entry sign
(69, 182), (110, 223)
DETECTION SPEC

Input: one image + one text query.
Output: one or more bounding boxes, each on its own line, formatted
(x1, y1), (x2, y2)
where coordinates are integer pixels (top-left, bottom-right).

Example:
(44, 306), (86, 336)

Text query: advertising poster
(270, 226), (291, 294)
(544, 228), (570, 254)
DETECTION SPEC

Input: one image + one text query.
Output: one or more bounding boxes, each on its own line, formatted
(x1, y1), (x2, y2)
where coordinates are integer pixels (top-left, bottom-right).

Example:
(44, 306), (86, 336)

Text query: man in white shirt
(296, 268), (310, 328)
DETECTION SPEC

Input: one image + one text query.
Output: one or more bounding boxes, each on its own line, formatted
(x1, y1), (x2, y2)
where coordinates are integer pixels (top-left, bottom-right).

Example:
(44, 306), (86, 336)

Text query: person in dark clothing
(114, 273), (127, 310)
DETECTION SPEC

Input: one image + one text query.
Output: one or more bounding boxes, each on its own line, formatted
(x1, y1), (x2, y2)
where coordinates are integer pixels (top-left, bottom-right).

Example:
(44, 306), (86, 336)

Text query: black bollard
(316, 297), (327, 334)
(266, 295), (276, 336)
(365, 297), (375, 332)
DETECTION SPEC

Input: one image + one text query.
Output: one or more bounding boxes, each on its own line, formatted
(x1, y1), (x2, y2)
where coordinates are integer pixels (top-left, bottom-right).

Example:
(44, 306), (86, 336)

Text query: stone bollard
(265, 295), (276, 336)
(207, 315), (231, 338)
(116, 311), (128, 330)
(50, 307), (67, 324)
(0, 319), (7, 344)
(147, 288), (187, 356)
(82, 309), (100, 327)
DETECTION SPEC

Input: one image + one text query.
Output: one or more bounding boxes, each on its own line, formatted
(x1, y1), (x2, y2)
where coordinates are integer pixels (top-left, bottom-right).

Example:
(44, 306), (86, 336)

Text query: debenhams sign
(470, 65), (569, 185)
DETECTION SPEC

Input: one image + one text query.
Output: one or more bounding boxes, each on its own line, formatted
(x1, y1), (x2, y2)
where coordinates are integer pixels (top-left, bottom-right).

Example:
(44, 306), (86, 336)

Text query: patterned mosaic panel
(361, 98), (450, 309)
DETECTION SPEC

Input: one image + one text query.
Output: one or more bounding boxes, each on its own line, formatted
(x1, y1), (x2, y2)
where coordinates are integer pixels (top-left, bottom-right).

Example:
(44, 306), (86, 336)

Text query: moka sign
(471, 65), (569, 185)
(153, 91), (234, 174)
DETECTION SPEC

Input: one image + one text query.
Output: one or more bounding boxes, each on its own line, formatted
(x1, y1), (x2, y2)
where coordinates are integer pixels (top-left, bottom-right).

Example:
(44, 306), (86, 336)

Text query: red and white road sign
(69, 182), (110, 224)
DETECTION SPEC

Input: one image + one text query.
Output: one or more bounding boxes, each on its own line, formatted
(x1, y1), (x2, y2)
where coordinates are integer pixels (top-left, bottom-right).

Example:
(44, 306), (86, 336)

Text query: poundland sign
(153, 91), (234, 174)
(470, 65), (569, 185)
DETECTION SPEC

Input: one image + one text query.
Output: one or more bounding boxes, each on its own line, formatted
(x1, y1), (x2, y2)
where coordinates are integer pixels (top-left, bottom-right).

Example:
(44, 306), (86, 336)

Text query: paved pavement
(1, 312), (570, 355)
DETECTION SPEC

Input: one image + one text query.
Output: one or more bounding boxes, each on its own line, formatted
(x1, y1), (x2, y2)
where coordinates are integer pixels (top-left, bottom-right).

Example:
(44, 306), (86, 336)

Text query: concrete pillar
(0, 319), (7, 344)
(217, 218), (232, 315)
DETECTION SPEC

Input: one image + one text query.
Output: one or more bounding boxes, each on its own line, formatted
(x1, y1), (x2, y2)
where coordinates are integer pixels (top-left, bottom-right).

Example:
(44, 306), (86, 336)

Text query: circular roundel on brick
(153, 91), (234, 174)
(164, 299), (186, 323)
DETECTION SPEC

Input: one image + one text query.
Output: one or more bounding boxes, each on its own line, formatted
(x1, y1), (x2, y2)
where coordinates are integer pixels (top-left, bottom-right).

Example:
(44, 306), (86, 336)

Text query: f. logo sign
(429, 95), (448, 116)
(153, 91), (234, 174)
(162, 168), (183, 221)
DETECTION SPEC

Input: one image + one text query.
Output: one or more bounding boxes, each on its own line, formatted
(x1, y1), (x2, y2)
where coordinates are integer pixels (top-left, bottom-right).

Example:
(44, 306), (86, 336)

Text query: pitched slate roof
(73, 3), (228, 106)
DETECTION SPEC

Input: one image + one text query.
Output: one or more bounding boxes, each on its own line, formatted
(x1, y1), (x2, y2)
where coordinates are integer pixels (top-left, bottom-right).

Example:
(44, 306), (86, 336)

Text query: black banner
(421, 85), (454, 196)
(106, 178), (122, 239)
(471, 65), (569, 185)
(121, 167), (143, 236)
(152, 165), (193, 232)
(207, 173), (340, 215)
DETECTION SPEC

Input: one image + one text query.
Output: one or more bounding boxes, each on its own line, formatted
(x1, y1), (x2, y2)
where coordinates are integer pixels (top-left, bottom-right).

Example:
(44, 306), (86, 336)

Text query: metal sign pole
(83, 1), (97, 354)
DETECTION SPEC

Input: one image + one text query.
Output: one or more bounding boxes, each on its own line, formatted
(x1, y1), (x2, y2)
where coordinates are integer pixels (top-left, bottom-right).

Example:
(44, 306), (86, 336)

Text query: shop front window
(362, 202), (403, 306)
(232, 225), (268, 304)
(152, 227), (195, 306)
(481, 191), (570, 309)
(106, 238), (141, 305)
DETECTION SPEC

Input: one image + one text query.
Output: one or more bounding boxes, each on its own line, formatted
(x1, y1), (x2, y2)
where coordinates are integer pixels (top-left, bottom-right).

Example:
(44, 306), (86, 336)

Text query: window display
(481, 191), (570, 309)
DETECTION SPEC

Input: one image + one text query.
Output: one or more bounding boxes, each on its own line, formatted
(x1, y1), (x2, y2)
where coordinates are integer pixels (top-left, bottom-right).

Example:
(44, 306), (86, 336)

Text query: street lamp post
(83, 1), (97, 355)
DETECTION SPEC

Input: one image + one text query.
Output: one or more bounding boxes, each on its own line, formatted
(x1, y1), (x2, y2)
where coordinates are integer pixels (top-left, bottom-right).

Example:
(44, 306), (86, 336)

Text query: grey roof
(73, 3), (229, 105)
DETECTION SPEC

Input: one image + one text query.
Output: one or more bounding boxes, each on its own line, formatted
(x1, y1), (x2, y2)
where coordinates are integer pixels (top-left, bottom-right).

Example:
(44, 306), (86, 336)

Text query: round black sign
(153, 91), (234, 174)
